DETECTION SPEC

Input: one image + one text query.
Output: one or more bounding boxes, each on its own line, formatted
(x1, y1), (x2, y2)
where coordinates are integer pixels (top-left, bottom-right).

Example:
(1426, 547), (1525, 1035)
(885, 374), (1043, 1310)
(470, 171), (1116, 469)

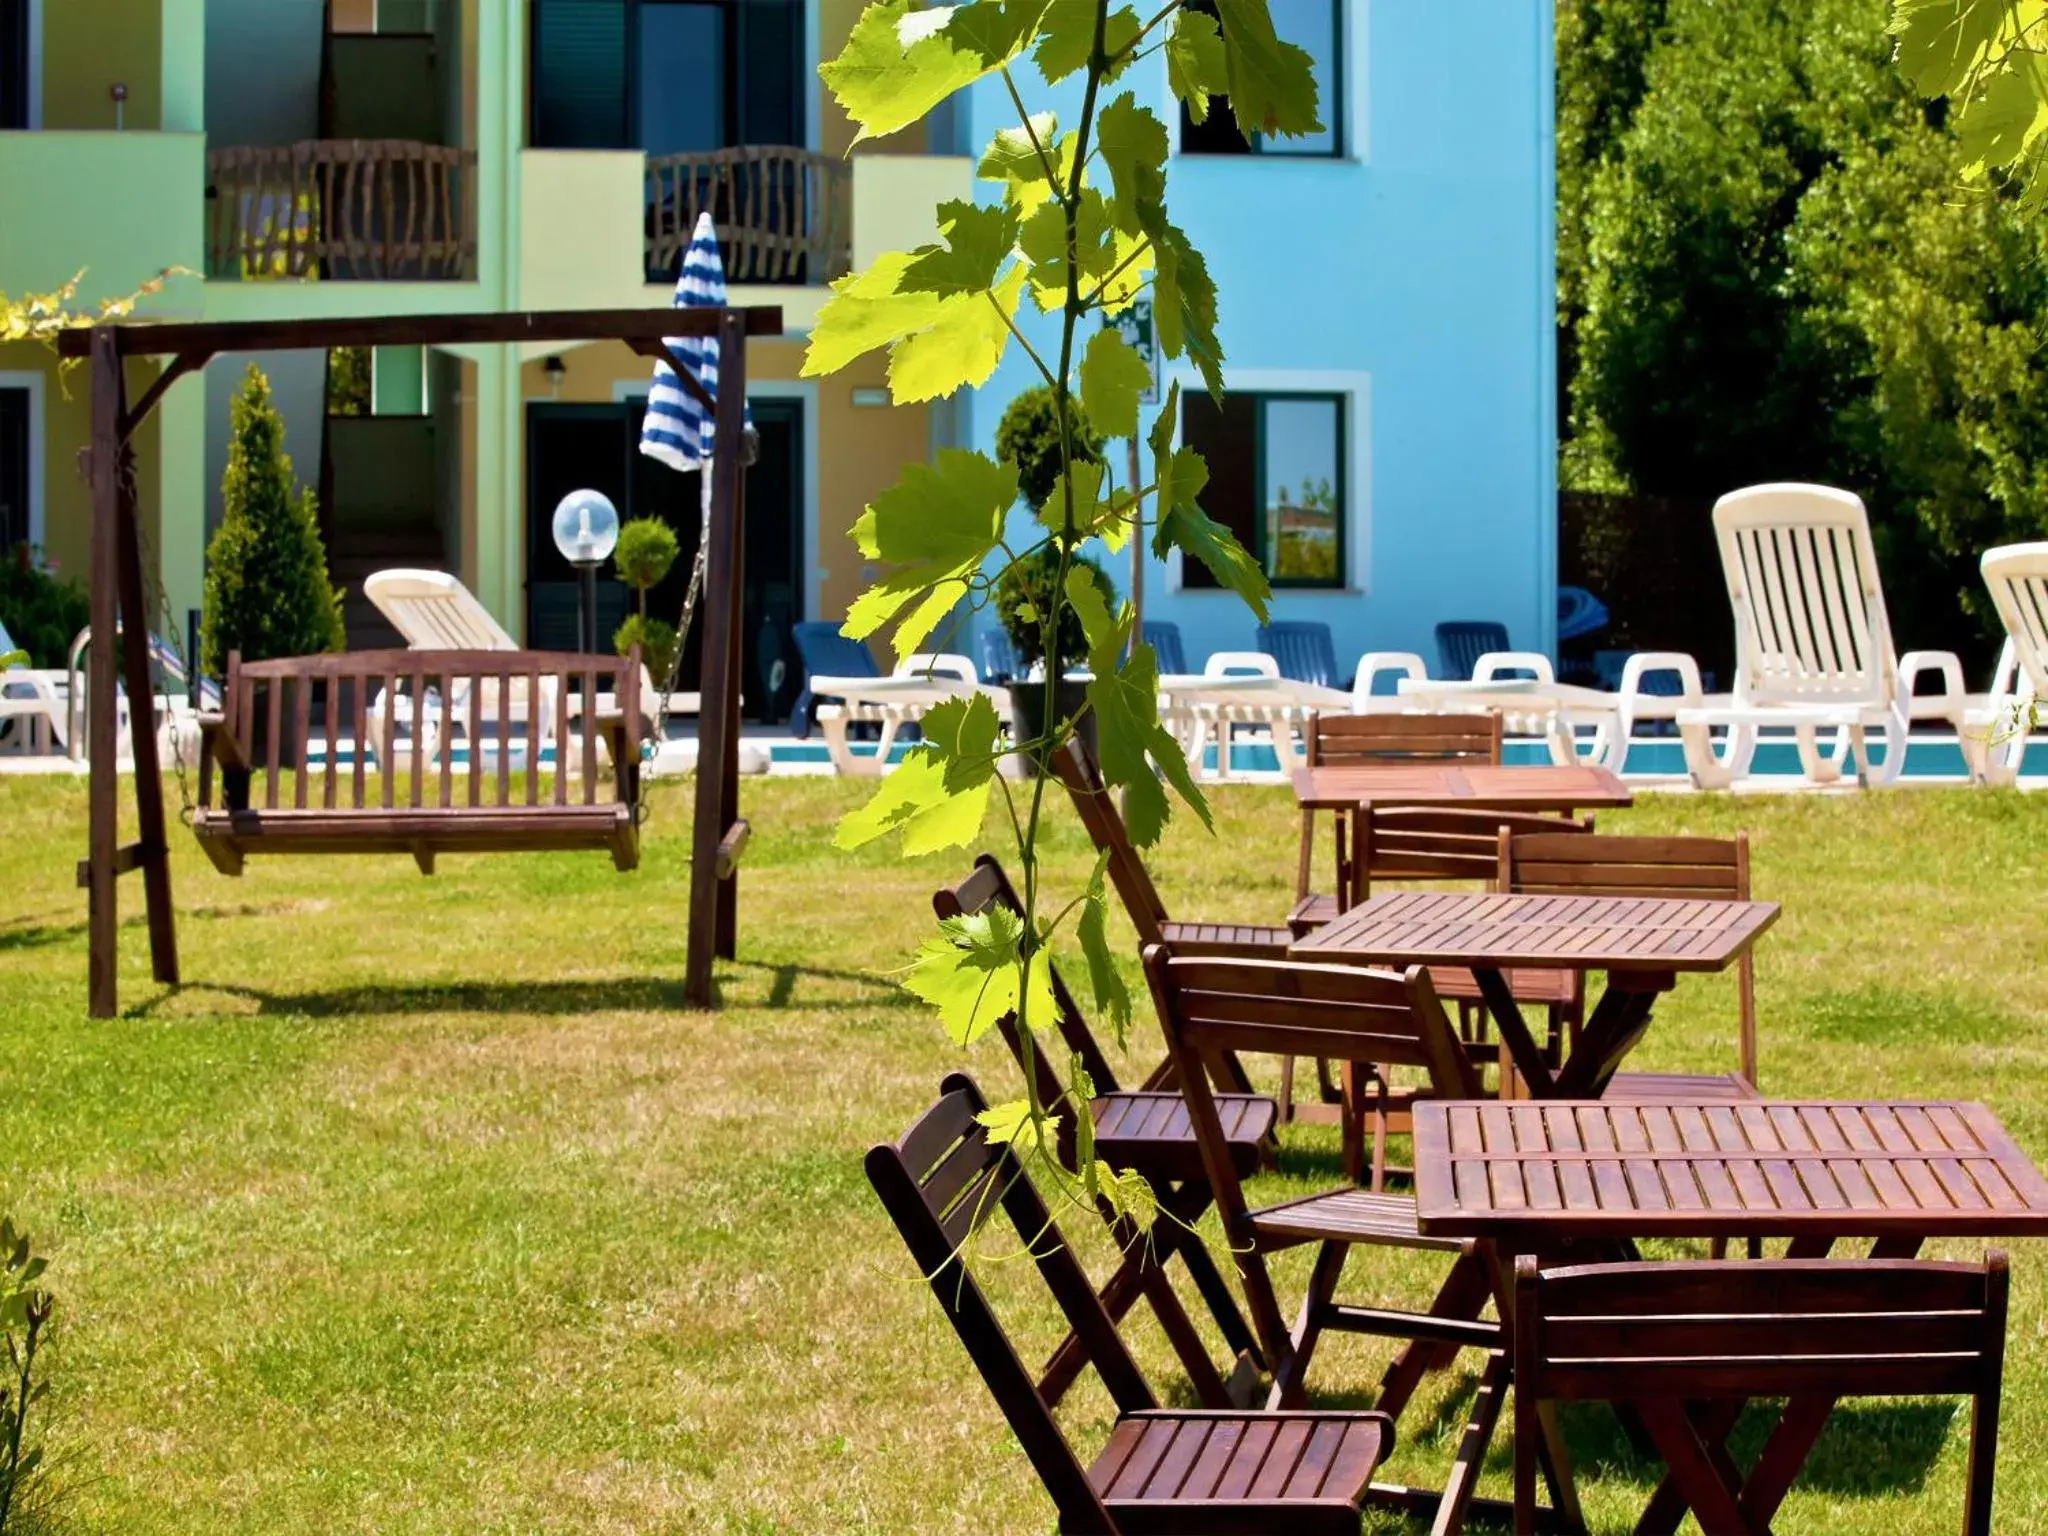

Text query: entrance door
(0, 0), (25, 132)
(0, 388), (30, 552)
(525, 395), (803, 723)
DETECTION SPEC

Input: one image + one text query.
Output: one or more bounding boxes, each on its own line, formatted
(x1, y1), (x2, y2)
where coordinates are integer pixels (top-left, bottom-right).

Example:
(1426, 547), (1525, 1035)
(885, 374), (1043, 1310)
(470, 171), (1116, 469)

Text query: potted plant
(611, 517), (681, 688)
(995, 545), (1111, 764)
(200, 363), (346, 767)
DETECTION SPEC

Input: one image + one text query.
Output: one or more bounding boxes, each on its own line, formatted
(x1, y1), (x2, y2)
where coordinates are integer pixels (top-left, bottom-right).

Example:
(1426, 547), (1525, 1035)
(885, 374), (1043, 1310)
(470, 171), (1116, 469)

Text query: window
(1178, 0), (1340, 156)
(529, 0), (804, 152)
(1181, 392), (1344, 588)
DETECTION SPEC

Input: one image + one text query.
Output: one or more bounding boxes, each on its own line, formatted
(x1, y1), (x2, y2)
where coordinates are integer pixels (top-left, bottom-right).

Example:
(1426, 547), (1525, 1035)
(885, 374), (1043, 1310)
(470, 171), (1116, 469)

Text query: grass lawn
(4, 772), (2048, 1533)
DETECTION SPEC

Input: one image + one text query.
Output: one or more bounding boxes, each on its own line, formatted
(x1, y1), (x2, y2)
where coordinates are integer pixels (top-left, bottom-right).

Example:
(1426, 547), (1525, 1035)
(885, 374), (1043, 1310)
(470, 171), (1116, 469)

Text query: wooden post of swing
(85, 329), (181, 1018)
(683, 308), (750, 1007)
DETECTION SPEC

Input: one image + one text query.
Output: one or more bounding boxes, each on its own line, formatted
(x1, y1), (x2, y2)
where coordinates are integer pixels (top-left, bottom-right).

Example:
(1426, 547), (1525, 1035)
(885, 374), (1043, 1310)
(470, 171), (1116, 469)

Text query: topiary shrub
(201, 364), (345, 676)
(612, 518), (679, 620)
(612, 614), (678, 689)
(994, 385), (1105, 513)
(995, 546), (1113, 672)
(0, 545), (90, 668)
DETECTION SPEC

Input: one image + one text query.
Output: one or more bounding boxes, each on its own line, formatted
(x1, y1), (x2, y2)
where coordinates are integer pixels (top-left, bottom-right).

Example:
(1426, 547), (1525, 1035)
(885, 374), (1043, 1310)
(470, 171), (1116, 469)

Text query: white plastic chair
(0, 620), (67, 756)
(811, 652), (1002, 776)
(1347, 651), (1428, 713)
(1674, 484), (1971, 788)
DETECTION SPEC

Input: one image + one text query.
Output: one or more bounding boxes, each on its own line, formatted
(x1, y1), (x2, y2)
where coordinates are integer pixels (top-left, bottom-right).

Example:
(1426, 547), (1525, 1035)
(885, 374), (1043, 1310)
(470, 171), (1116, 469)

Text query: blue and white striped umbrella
(640, 212), (751, 472)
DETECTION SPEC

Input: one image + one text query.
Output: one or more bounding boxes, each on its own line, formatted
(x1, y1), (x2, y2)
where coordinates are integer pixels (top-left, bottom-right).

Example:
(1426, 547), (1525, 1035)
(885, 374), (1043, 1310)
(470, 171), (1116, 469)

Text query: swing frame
(59, 305), (782, 1018)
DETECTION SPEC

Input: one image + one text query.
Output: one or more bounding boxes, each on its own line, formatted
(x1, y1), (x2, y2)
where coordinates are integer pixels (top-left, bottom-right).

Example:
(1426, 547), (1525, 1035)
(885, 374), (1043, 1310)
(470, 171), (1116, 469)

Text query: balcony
(204, 139), (478, 282)
(644, 146), (851, 285)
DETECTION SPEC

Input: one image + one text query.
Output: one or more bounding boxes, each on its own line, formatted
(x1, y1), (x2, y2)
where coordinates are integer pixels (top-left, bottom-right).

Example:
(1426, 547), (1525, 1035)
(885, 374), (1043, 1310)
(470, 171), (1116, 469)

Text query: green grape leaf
(946, 0), (1060, 66)
(1148, 386), (1271, 621)
(1034, 0), (1142, 85)
(844, 448), (1019, 658)
(900, 200), (1022, 297)
(902, 906), (1052, 1045)
(1957, 63), (2048, 174)
(1077, 848), (1133, 1048)
(1066, 567), (1212, 844)
(1165, 7), (1229, 123)
(1038, 457), (1105, 536)
(1213, 0), (1324, 141)
(976, 1097), (1060, 1153)
(1079, 326), (1153, 440)
(1888, 0), (2009, 101)
(978, 115), (1072, 209)
(834, 694), (1002, 853)
(1095, 93), (1169, 236)
(1101, 1163), (1157, 1230)
(1020, 190), (1130, 311)
(889, 262), (1027, 402)
(802, 252), (951, 378)
(1147, 221), (1226, 397)
(820, 0), (990, 145)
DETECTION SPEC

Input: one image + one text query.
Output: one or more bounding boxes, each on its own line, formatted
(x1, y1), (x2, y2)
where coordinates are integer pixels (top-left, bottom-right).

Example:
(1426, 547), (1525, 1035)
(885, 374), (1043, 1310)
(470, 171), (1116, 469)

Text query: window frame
(1175, 0), (1343, 159)
(1182, 387), (1348, 591)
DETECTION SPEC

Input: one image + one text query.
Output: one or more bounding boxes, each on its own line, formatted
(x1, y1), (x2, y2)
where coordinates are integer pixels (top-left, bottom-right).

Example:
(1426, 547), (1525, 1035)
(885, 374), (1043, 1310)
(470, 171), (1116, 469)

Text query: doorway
(525, 395), (803, 723)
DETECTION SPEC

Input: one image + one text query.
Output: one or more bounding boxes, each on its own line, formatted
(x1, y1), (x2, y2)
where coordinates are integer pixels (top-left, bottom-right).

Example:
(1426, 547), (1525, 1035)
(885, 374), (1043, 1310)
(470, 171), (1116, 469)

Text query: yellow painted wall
(514, 339), (928, 622)
(3, 345), (165, 621)
(42, 0), (163, 130)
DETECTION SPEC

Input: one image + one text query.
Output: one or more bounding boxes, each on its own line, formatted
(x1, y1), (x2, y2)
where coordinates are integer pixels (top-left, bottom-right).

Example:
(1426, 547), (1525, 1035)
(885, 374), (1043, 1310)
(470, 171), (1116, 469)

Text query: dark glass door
(0, 389), (29, 552)
(0, 0), (26, 132)
(526, 396), (803, 722)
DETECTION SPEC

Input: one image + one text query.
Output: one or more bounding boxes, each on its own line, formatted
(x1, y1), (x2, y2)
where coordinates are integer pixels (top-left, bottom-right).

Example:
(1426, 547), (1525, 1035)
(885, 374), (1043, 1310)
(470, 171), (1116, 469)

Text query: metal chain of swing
(635, 427), (757, 827)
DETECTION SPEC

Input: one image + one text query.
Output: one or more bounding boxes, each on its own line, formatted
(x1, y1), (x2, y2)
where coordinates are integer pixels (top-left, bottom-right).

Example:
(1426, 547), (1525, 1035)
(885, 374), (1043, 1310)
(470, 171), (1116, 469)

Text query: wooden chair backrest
(865, 1073), (1153, 1534)
(1054, 738), (1172, 944)
(1501, 829), (1755, 1080)
(933, 855), (1123, 1104)
(1514, 1254), (2007, 1535)
(1145, 950), (1481, 1250)
(1348, 804), (1590, 902)
(1307, 711), (1503, 767)
(211, 648), (640, 815)
(1712, 483), (1895, 705)
(1980, 541), (2048, 698)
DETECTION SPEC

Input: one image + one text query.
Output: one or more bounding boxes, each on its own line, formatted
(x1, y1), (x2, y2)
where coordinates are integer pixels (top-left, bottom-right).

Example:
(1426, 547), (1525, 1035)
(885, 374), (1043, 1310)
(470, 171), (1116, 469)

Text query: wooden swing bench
(192, 648), (646, 876)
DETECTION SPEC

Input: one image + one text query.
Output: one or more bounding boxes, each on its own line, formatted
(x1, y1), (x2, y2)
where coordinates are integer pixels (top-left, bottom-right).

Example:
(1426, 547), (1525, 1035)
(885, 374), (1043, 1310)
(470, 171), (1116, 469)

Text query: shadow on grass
(0, 919), (86, 953)
(124, 959), (918, 1020)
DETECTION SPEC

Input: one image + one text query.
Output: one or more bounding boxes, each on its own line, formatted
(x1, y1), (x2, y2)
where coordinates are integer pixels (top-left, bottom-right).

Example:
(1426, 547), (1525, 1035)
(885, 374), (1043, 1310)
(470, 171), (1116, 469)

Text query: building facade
(0, 0), (1554, 706)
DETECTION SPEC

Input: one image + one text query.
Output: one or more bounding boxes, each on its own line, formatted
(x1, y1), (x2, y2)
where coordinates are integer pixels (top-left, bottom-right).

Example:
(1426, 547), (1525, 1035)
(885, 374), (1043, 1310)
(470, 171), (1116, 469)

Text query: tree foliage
(201, 365), (346, 676)
(807, 0), (1294, 1230)
(1562, 0), (2048, 651)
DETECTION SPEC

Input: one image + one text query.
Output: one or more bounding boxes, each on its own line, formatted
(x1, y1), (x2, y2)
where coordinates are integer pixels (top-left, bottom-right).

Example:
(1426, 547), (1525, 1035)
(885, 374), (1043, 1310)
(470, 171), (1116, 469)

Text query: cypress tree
(201, 363), (346, 676)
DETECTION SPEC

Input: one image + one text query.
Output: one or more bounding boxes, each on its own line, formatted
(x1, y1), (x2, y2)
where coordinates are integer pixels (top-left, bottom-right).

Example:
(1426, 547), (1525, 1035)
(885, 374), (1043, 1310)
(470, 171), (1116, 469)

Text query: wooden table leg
(1471, 967), (1559, 1098)
(1552, 974), (1667, 1097)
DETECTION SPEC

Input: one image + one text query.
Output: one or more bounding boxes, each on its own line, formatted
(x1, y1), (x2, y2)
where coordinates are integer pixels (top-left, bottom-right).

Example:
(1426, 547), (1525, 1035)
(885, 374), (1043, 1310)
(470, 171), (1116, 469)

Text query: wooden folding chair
(1292, 711), (1504, 921)
(868, 1074), (1396, 1534)
(1513, 1254), (2009, 1536)
(1283, 803), (1593, 1151)
(934, 855), (1276, 1408)
(1144, 949), (1503, 1421)
(1498, 830), (1759, 1100)
(1053, 738), (1295, 958)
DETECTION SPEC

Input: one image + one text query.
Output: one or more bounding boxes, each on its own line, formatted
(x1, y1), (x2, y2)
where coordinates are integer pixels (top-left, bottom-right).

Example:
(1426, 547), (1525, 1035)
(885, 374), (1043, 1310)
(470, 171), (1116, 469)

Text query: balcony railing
(644, 146), (851, 285)
(206, 139), (478, 281)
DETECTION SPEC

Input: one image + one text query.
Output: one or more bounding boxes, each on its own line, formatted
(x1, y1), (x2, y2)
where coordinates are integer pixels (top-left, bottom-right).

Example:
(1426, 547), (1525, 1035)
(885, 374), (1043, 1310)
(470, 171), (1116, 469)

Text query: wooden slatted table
(1291, 891), (1780, 1099)
(1413, 1098), (2048, 1534)
(1290, 761), (1633, 813)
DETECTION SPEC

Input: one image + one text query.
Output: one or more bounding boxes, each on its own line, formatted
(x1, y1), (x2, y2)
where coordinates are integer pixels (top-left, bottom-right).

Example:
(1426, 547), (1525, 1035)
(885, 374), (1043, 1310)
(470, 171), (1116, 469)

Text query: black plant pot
(1007, 678), (1097, 774)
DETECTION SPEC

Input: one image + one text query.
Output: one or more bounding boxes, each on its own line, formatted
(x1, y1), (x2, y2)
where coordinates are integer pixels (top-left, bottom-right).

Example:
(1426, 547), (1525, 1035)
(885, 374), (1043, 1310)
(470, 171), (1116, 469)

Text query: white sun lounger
(811, 653), (1006, 776)
(1159, 653), (1351, 781)
(1674, 484), (1973, 788)
(1962, 543), (2048, 785)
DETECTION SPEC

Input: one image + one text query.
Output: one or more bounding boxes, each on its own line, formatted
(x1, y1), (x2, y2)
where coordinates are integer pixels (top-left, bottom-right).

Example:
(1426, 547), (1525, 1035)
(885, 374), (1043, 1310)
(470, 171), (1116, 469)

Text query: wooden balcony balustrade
(206, 139), (479, 281)
(644, 146), (851, 285)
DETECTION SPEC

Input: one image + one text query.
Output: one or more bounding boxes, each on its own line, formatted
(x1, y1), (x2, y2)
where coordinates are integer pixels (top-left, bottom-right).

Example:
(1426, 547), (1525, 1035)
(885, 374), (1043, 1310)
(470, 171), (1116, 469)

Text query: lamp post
(551, 489), (619, 654)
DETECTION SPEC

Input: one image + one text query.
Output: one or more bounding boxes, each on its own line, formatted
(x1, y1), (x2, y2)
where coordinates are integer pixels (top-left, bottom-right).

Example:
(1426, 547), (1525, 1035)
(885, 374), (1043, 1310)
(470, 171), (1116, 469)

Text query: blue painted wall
(958, 0), (1557, 674)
